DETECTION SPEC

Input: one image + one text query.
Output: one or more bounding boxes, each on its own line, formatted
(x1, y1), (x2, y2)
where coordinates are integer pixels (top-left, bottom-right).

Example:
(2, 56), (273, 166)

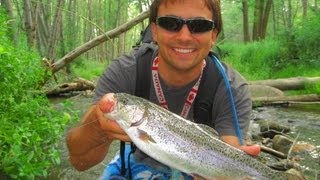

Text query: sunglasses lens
(187, 19), (214, 33)
(156, 17), (183, 32)
(156, 16), (215, 33)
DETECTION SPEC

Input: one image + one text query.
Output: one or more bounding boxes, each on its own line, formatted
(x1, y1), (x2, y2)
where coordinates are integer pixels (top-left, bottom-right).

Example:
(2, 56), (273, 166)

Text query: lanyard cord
(210, 53), (244, 145)
(152, 57), (206, 119)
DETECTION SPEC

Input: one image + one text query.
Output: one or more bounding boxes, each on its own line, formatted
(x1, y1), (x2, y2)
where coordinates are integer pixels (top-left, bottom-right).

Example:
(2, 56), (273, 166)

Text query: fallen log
(252, 94), (320, 107)
(46, 78), (95, 97)
(253, 94), (320, 102)
(249, 76), (320, 91)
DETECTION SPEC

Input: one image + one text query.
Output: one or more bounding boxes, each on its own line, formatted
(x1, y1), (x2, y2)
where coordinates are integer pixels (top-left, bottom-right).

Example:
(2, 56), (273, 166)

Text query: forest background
(0, 0), (319, 179)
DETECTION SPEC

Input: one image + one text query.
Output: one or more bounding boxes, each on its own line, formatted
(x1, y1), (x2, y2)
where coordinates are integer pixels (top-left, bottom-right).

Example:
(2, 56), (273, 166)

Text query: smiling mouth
(173, 48), (195, 54)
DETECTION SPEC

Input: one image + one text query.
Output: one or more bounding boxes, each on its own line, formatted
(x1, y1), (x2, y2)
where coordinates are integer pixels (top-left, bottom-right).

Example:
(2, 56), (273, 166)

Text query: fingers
(239, 145), (261, 156)
(220, 135), (261, 156)
(96, 93), (131, 141)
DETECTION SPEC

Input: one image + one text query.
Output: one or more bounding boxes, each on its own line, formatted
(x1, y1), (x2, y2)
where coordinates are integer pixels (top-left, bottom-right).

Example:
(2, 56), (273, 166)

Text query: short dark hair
(149, 0), (223, 35)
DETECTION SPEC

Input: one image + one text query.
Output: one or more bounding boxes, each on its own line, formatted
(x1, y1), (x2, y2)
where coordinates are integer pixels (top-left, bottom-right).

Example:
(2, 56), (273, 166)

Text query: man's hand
(221, 135), (261, 156)
(239, 145), (261, 156)
(96, 93), (131, 142)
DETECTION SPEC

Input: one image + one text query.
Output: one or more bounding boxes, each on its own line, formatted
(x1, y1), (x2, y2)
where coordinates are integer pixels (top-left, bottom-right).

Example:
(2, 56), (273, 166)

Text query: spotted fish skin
(105, 93), (291, 180)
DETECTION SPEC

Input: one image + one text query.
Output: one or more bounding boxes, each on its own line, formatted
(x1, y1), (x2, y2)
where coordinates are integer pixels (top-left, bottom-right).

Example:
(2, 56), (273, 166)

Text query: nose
(176, 24), (193, 41)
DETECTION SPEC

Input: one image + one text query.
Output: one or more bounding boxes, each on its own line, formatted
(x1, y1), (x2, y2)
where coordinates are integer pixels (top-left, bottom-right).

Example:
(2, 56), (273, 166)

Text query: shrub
(0, 8), (71, 179)
(218, 39), (281, 80)
(294, 13), (320, 64)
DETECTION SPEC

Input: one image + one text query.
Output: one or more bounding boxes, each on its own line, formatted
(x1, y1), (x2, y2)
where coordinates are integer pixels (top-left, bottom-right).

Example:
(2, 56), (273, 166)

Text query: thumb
(239, 145), (261, 156)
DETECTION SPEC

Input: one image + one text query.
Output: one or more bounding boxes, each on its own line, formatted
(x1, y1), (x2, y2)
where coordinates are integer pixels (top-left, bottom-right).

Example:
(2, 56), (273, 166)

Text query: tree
(51, 9), (149, 74)
(23, 0), (37, 48)
(242, 0), (250, 42)
(1, 0), (17, 45)
(252, 0), (273, 40)
(47, 0), (65, 61)
(301, 0), (308, 19)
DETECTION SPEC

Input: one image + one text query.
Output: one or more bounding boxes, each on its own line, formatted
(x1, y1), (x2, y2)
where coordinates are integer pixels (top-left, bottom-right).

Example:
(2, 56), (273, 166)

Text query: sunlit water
(253, 105), (320, 179)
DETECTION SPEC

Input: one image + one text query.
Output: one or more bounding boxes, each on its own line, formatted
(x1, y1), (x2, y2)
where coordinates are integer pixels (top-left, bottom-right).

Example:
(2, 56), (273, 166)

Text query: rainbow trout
(105, 93), (298, 179)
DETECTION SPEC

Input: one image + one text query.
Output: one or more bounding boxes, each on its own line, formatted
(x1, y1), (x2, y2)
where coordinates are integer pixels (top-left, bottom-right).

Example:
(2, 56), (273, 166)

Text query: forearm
(66, 105), (112, 171)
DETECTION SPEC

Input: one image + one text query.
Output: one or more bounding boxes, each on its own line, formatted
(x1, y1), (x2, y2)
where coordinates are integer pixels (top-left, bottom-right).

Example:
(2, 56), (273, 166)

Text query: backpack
(119, 25), (242, 178)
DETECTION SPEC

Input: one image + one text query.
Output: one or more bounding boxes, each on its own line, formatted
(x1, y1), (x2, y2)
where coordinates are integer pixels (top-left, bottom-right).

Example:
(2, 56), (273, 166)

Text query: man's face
(151, 0), (218, 72)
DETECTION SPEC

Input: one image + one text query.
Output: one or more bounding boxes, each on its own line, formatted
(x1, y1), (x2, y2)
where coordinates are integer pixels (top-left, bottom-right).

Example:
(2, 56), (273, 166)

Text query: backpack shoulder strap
(134, 44), (155, 99)
(193, 53), (223, 126)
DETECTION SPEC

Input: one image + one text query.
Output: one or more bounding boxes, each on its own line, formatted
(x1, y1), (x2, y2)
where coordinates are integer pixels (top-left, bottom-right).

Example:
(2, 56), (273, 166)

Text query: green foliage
(294, 13), (320, 64)
(219, 39), (281, 80)
(286, 82), (320, 96)
(0, 9), (71, 179)
(271, 63), (320, 79)
(72, 59), (110, 81)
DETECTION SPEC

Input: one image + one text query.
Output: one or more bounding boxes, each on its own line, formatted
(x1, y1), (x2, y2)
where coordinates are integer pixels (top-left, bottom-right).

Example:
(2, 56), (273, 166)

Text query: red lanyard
(151, 57), (206, 118)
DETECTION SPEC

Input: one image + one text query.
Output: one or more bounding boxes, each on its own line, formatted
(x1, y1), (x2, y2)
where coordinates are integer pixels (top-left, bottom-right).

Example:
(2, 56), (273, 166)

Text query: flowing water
(252, 104), (320, 179)
(47, 96), (320, 180)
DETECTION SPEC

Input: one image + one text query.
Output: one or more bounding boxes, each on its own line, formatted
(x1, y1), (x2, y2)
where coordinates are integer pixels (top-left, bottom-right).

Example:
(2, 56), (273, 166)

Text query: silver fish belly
(105, 93), (286, 180)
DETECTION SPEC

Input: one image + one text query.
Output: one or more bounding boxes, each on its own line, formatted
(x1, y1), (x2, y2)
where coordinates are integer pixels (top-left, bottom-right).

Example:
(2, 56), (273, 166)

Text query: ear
(211, 29), (218, 42)
(151, 22), (158, 43)
(210, 29), (218, 48)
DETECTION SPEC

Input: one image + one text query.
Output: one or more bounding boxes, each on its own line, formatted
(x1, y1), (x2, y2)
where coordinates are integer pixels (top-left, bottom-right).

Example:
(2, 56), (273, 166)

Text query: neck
(157, 59), (204, 88)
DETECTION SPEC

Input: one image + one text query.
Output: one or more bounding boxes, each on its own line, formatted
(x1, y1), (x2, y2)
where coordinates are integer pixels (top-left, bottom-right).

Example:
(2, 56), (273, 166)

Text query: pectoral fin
(138, 129), (156, 143)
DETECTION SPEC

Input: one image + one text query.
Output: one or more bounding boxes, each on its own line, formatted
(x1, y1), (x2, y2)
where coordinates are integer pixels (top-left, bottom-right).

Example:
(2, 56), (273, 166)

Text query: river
(47, 95), (320, 180)
(252, 105), (320, 179)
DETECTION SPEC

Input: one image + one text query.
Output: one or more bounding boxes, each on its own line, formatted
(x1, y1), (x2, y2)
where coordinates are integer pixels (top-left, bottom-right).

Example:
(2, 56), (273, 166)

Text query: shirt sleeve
(212, 66), (252, 139)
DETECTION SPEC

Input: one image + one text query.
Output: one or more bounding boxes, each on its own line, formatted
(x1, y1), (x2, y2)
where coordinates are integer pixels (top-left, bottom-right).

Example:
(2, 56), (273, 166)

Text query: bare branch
(51, 9), (150, 73)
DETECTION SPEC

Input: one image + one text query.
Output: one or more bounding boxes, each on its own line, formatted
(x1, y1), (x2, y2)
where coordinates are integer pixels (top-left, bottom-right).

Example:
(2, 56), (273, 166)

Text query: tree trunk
(242, 0), (250, 42)
(50, 10), (150, 74)
(46, 78), (95, 97)
(252, 94), (320, 106)
(117, 0), (125, 56)
(286, 0), (293, 31)
(271, 1), (277, 36)
(138, 0), (146, 31)
(260, 0), (273, 38)
(36, 1), (50, 56)
(23, 0), (37, 49)
(252, 0), (263, 40)
(252, 0), (273, 40)
(47, 0), (64, 60)
(301, 0), (308, 19)
(250, 77), (320, 90)
(97, 0), (106, 62)
(1, 0), (17, 45)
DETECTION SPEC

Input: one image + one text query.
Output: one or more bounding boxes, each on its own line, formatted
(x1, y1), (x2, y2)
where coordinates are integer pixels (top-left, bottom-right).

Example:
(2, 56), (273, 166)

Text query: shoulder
(225, 65), (248, 89)
(204, 55), (248, 89)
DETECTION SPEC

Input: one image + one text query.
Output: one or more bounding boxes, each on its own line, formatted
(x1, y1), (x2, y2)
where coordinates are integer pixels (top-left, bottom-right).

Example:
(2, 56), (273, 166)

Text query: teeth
(174, 48), (194, 53)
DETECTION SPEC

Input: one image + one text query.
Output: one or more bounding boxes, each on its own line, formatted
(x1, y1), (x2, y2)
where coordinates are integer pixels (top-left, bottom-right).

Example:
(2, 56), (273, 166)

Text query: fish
(105, 93), (301, 180)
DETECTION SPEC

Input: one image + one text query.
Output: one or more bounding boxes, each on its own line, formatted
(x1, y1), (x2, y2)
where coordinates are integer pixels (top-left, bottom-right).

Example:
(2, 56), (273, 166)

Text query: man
(67, 0), (260, 179)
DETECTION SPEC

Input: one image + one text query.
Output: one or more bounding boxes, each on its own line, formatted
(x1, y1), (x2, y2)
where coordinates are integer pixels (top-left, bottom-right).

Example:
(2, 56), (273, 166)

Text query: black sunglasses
(156, 16), (215, 33)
